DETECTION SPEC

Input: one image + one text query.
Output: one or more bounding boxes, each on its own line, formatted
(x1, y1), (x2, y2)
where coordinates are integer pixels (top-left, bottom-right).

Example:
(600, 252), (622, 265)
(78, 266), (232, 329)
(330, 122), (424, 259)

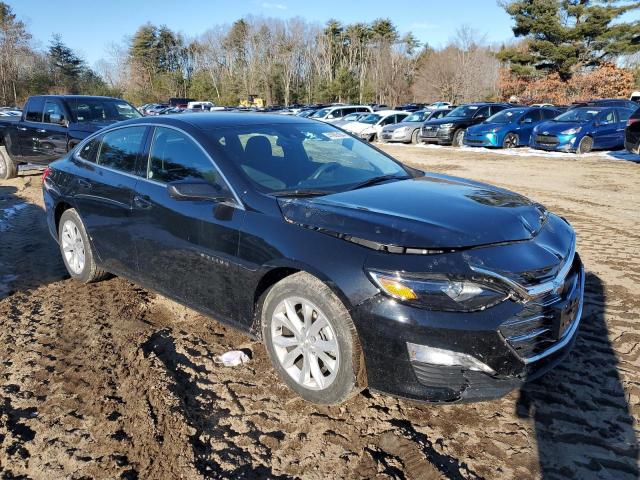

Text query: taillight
(42, 166), (52, 185)
(627, 118), (639, 127)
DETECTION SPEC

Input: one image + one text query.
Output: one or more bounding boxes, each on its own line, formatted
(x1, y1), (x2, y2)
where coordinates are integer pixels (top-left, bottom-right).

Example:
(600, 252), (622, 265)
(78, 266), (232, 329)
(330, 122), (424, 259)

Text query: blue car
(464, 106), (561, 148)
(530, 106), (635, 154)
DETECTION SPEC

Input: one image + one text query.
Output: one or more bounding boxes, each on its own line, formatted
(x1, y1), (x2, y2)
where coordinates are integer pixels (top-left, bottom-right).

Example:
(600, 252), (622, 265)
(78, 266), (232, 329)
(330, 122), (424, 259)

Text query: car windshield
(310, 108), (332, 118)
(486, 108), (527, 124)
(404, 111), (427, 122)
(359, 114), (382, 124)
(554, 108), (600, 123)
(210, 122), (409, 194)
(342, 113), (362, 122)
(447, 105), (480, 118)
(70, 99), (141, 123)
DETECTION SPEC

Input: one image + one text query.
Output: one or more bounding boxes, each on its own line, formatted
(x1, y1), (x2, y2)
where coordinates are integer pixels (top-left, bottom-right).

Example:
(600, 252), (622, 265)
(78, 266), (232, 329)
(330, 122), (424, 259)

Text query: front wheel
(577, 136), (593, 154)
(261, 272), (365, 405)
(58, 209), (109, 283)
(0, 146), (17, 180)
(452, 129), (465, 147)
(502, 132), (519, 149)
(411, 129), (419, 144)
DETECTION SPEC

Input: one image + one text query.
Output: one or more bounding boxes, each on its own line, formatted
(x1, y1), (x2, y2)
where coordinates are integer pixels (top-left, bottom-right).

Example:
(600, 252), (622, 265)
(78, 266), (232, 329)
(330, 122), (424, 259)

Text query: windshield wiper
(270, 189), (333, 198)
(350, 174), (410, 190)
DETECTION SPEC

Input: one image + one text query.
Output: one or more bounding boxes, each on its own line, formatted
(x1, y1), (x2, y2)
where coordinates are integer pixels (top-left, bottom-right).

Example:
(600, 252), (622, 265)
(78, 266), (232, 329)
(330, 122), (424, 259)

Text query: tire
(261, 272), (365, 405)
(0, 146), (18, 180)
(577, 136), (593, 154)
(411, 129), (419, 144)
(452, 129), (465, 147)
(58, 209), (109, 283)
(502, 132), (519, 149)
(370, 133), (377, 143)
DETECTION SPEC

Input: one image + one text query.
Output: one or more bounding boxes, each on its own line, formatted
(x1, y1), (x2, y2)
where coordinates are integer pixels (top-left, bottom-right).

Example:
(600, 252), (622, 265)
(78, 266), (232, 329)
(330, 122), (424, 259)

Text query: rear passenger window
(147, 127), (221, 184)
(618, 109), (632, 122)
(25, 97), (44, 122)
(96, 126), (146, 173)
(78, 137), (101, 162)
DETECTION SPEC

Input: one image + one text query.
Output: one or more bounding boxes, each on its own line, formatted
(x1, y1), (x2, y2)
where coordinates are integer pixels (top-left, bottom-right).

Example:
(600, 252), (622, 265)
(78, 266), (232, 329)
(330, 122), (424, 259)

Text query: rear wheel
(452, 129), (465, 147)
(502, 132), (519, 149)
(58, 209), (109, 283)
(0, 146), (17, 180)
(261, 272), (365, 405)
(577, 136), (593, 154)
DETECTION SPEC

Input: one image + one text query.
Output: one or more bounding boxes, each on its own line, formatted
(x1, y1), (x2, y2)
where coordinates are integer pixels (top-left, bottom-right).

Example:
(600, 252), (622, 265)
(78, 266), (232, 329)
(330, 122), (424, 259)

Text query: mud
(0, 147), (638, 479)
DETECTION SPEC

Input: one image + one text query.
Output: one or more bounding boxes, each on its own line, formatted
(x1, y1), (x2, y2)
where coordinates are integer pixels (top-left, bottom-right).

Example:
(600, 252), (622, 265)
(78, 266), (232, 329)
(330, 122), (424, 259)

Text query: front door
(17, 96), (50, 163)
(132, 126), (245, 322)
(37, 99), (70, 162)
(71, 125), (148, 276)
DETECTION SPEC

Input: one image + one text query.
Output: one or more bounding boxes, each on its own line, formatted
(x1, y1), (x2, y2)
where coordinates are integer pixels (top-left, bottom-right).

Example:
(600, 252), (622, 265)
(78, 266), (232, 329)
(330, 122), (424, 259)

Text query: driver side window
(147, 127), (223, 185)
(600, 111), (616, 125)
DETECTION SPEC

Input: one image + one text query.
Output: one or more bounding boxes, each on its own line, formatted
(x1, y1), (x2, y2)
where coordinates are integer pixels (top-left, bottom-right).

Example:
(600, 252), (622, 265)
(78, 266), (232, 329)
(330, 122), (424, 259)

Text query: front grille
(499, 259), (582, 361)
(381, 133), (392, 139)
(536, 134), (559, 146)
(422, 126), (438, 137)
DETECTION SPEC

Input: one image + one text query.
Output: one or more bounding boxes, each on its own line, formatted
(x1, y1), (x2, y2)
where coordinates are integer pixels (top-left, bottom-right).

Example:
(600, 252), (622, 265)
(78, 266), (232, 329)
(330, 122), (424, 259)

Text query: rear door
(615, 109), (633, 148)
(17, 96), (48, 163)
(593, 109), (617, 149)
(516, 109), (542, 143)
(132, 126), (245, 321)
(71, 125), (148, 276)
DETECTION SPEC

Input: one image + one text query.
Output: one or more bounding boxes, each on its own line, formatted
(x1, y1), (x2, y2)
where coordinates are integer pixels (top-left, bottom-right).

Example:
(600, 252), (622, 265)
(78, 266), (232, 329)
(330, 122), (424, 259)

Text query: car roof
(121, 112), (317, 130)
(371, 110), (406, 116)
(31, 94), (126, 101)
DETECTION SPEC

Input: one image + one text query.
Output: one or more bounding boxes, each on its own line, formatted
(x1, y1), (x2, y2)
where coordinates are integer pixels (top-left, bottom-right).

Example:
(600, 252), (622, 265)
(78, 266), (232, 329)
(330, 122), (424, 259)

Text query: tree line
(0, 1), (638, 108)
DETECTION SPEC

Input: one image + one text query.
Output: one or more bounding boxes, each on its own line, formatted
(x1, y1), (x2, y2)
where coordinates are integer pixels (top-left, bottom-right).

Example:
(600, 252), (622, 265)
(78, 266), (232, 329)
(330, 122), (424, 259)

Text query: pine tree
(498, 0), (640, 79)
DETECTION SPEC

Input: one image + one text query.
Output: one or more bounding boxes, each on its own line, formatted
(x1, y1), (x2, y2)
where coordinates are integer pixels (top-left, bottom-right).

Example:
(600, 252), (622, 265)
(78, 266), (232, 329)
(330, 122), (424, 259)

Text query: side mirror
(168, 181), (233, 203)
(50, 113), (66, 126)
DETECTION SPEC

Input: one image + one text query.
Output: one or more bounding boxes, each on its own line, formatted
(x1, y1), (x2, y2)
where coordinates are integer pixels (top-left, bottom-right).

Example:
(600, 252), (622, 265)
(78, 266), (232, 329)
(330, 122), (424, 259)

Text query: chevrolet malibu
(43, 114), (584, 404)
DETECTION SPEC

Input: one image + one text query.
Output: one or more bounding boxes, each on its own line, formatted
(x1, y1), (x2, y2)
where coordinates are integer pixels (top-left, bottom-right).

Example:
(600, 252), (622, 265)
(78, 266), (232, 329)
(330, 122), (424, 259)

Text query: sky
(9, 0), (518, 66)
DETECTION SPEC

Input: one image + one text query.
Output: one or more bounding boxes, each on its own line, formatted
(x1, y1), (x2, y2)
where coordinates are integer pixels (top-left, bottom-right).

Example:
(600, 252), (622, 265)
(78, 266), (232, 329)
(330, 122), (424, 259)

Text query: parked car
(568, 99), (638, 111)
(332, 112), (367, 128)
(42, 112), (584, 405)
(310, 105), (373, 123)
(395, 103), (427, 112)
(296, 109), (317, 118)
(530, 106), (635, 154)
(380, 109), (451, 144)
(168, 97), (195, 108)
(630, 91), (640, 103)
(426, 102), (452, 110)
(342, 110), (409, 141)
(0, 95), (141, 180)
(145, 104), (169, 116)
(463, 106), (561, 148)
(624, 108), (640, 154)
(419, 103), (511, 146)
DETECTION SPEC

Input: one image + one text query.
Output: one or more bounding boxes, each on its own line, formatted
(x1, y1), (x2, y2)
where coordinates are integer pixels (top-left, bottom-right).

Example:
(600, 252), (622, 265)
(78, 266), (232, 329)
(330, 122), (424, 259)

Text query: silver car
(380, 109), (452, 144)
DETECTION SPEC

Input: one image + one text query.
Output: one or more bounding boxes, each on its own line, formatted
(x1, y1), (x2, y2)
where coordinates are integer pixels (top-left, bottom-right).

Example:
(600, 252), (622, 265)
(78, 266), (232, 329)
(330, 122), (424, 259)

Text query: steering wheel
(309, 162), (341, 180)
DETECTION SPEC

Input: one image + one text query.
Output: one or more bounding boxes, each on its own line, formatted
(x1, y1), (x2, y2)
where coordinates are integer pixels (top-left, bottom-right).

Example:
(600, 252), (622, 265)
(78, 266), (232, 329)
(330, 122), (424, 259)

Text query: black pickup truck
(0, 95), (141, 179)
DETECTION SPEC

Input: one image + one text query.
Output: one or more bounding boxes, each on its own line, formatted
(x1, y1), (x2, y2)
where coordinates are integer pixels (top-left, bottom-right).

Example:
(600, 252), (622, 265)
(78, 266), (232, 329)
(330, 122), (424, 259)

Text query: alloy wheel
(61, 220), (86, 275)
(503, 133), (518, 149)
(0, 159), (5, 178)
(271, 296), (339, 391)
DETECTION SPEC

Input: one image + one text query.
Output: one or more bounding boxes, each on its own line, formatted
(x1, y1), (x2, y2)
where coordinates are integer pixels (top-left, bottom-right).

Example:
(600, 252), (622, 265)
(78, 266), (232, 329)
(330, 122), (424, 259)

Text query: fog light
(407, 342), (495, 374)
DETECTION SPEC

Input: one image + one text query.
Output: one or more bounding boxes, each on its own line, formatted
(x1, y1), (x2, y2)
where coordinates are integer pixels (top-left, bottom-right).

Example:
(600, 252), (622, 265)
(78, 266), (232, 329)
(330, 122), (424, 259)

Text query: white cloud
(261, 2), (287, 10)
(410, 22), (439, 30)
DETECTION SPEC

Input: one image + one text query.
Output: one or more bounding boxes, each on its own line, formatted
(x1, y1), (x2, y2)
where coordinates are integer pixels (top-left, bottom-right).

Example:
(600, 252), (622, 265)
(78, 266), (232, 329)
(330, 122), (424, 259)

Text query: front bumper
(530, 133), (577, 152)
(464, 131), (500, 147)
(353, 254), (585, 403)
(419, 127), (454, 145)
(381, 129), (412, 143)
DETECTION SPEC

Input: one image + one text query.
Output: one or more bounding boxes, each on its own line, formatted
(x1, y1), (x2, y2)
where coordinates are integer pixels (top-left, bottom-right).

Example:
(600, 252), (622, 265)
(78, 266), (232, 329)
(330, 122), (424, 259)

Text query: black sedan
(625, 107), (640, 154)
(42, 113), (584, 404)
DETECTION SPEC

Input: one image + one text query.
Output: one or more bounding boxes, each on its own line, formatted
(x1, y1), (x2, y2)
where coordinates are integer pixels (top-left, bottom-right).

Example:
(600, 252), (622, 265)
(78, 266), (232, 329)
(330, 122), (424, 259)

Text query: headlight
(488, 128), (500, 133)
(368, 270), (508, 312)
(439, 123), (454, 129)
(561, 127), (581, 135)
(394, 127), (408, 134)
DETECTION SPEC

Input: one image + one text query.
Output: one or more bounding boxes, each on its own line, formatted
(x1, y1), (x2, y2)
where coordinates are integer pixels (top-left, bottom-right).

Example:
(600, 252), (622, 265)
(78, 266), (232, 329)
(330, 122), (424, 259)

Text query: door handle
(77, 179), (92, 189)
(36, 129), (47, 133)
(17, 126), (27, 131)
(133, 194), (152, 209)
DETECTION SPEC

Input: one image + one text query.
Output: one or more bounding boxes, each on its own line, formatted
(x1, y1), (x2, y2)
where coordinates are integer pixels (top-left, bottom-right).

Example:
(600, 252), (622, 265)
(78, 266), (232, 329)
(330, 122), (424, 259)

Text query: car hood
(423, 116), (468, 127)
(534, 121), (583, 135)
(467, 122), (509, 135)
(70, 120), (121, 133)
(382, 122), (422, 132)
(343, 122), (376, 133)
(278, 173), (547, 249)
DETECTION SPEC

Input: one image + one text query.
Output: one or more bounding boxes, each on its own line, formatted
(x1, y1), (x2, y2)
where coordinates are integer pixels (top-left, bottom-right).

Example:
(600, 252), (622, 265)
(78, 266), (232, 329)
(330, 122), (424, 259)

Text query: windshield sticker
(323, 131), (349, 140)
(468, 106), (478, 109)
(587, 111), (599, 114)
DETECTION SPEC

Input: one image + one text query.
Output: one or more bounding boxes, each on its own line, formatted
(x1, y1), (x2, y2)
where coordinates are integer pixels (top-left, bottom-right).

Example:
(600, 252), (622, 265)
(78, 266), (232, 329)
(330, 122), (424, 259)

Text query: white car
(630, 91), (640, 103)
(342, 110), (410, 141)
(309, 105), (373, 123)
(426, 102), (452, 110)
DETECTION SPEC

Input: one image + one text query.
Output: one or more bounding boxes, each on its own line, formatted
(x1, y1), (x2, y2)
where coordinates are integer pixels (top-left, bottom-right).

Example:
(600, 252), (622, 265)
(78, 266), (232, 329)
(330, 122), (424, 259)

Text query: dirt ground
(0, 146), (638, 479)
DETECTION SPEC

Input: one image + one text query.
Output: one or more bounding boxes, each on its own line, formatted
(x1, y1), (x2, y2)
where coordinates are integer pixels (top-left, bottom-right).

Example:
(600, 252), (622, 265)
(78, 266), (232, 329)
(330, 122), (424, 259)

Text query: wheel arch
(250, 261), (355, 337)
